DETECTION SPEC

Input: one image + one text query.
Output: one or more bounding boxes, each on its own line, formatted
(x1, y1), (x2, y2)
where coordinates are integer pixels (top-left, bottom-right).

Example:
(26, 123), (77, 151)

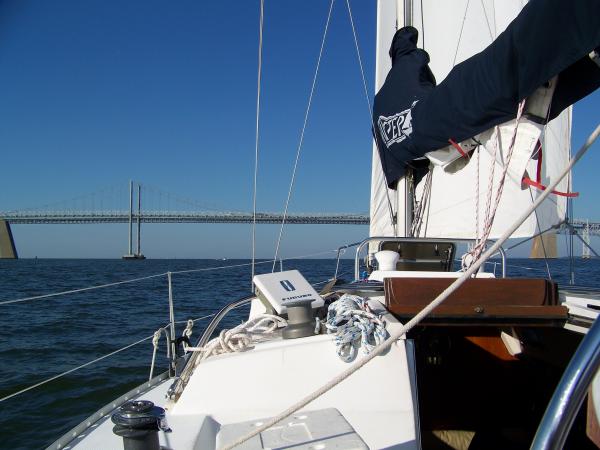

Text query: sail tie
(522, 177), (579, 197)
(448, 138), (470, 159)
(522, 140), (579, 197)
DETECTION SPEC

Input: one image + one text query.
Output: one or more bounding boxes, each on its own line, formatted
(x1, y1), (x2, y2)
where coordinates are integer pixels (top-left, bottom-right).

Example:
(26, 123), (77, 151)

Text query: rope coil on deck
(325, 294), (389, 362)
(187, 314), (288, 362)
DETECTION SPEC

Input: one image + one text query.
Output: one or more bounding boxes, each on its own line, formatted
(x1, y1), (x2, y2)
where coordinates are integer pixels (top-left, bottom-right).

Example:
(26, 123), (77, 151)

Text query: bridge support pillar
(530, 231), (557, 259)
(0, 220), (18, 259)
(583, 220), (591, 259)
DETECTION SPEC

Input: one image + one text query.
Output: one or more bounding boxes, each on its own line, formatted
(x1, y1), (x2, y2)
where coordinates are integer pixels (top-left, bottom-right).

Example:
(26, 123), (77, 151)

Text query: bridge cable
(271, 0), (335, 272)
(251, 0), (265, 288)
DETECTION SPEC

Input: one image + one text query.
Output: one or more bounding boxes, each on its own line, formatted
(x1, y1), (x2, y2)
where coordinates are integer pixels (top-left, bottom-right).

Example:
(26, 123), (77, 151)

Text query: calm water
(1, 257), (599, 449)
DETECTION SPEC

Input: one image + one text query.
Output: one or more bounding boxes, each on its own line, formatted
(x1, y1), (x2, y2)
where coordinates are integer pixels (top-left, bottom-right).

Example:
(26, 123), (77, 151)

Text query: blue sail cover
(373, 0), (600, 189)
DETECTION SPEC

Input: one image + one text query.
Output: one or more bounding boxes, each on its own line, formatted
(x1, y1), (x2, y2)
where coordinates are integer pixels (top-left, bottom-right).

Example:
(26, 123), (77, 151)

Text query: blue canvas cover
(373, 0), (600, 189)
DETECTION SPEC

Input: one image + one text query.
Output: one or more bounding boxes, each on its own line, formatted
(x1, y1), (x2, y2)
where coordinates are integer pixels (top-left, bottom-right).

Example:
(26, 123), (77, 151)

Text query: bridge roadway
(2, 212), (599, 234)
(0, 211), (370, 225)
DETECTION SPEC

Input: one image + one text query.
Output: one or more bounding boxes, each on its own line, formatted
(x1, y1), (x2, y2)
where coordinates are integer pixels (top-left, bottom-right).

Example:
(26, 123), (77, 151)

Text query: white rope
(0, 333), (156, 404)
(251, 0), (265, 288)
(149, 329), (164, 381)
(182, 319), (194, 352)
(411, 170), (433, 237)
(463, 100), (526, 270)
(187, 314), (287, 362)
(219, 124), (600, 450)
(271, 0), (336, 272)
(325, 294), (389, 362)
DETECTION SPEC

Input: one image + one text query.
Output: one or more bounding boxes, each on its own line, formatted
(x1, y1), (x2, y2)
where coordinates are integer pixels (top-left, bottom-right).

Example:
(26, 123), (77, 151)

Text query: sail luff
(370, 0), (402, 238)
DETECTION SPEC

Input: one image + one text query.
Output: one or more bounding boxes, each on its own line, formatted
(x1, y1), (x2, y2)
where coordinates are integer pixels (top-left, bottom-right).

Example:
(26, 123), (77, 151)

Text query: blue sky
(0, 1), (598, 259)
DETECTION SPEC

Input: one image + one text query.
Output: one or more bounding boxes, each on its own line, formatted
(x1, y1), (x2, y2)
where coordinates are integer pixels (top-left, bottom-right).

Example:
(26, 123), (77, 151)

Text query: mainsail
(370, 0), (600, 240)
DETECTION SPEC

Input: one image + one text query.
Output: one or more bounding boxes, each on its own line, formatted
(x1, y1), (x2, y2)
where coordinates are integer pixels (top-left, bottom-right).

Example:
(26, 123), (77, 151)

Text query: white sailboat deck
(67, 298), (419, 450)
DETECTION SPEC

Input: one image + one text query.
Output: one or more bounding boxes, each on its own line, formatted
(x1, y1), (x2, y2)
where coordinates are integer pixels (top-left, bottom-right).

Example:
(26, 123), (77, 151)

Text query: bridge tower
(122, 181), (145, 260)
(582, 220), (591, 259)
(0, 219), (17, 259)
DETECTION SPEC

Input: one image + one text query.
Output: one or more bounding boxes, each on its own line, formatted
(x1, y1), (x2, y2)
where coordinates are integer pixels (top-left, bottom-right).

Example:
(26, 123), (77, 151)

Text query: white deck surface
(69, 300), (419, 449)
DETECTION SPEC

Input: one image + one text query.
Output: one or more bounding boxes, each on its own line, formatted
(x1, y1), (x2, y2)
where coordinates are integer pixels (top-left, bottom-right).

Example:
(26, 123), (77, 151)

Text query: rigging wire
(345, 0), (372, 114)
(251, 0), (265, 289)
(0, 272), (167, 306)
(345, 0), (396, 233)
(271, 0), (336, 272)
(528, 188), (553, 279)
(528, 102), (557, 280)
(0, 333), (156, 404)
(346, 0), (395, 234)
(505, 223), (562, 251)
(480, 0), (495, 42)
(452, 0), (471, 67)
(0, 249), (341, 306)
(420, 0), (425, 51)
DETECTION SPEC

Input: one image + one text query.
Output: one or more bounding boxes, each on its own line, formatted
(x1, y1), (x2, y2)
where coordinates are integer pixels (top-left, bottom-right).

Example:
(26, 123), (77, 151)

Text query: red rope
(448, 138), (468, 158)
(525, 140), (579, 197)
(522, 177), (579, 197)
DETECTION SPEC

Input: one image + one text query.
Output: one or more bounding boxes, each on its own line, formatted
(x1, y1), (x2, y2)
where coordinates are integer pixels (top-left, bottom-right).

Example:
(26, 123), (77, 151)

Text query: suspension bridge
(0, 182), (598, 258)
(0, 212), (369, 225)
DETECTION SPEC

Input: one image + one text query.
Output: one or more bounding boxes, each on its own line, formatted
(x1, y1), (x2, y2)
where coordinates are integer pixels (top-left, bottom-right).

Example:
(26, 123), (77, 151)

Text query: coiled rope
(219, 123), (600, 450)
(187, 314), (288, 362)
(325, 294), (389, 362)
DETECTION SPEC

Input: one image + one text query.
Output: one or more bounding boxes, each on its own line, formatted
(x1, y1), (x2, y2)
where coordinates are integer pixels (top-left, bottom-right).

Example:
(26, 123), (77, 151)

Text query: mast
(403, 0), (413, 238)
(400, 0), (411, 27)
(400, 0), (414, 237)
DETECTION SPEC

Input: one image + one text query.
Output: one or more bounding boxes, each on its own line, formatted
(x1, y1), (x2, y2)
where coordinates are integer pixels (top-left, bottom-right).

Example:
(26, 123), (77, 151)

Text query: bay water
(1, 257), (599, 449)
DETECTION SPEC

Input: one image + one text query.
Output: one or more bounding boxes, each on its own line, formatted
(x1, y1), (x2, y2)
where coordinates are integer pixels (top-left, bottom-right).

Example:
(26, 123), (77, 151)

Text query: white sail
(370, 0), (573, 240)
(370, 0), (401, 238)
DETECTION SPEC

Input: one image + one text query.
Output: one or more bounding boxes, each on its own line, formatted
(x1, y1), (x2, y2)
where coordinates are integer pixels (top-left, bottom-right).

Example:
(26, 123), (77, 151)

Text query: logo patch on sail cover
(378, 101), (417, 148)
